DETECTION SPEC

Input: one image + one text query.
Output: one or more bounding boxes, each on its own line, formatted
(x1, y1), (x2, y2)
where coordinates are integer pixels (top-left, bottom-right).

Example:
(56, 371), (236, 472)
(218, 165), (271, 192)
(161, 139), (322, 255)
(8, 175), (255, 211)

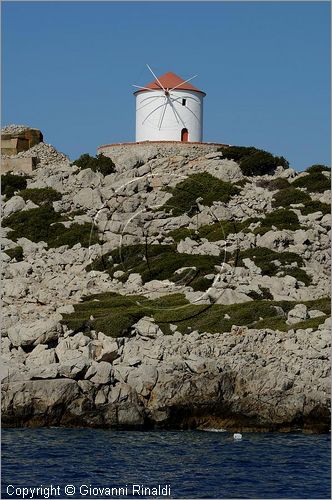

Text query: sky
(2, 1), (330, 171)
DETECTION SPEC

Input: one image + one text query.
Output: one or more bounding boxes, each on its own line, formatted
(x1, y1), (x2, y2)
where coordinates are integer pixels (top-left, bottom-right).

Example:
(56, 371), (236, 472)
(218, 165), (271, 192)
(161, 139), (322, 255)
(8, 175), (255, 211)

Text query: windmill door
(181, 128), (189, 142)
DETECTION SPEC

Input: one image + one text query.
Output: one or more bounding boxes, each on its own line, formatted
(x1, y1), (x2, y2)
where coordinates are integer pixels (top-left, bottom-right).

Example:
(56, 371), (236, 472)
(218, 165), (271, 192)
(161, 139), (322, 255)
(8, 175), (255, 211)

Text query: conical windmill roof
(133, 72), (206, 96)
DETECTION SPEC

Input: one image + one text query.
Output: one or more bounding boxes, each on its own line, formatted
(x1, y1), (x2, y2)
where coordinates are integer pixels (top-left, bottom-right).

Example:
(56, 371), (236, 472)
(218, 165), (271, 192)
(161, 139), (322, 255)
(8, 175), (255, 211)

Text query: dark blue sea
(1, 429), (330, 499)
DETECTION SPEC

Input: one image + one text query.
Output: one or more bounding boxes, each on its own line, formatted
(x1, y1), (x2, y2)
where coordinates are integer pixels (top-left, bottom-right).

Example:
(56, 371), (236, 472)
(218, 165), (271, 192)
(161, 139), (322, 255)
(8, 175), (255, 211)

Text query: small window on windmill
(182, 98), (186, 106)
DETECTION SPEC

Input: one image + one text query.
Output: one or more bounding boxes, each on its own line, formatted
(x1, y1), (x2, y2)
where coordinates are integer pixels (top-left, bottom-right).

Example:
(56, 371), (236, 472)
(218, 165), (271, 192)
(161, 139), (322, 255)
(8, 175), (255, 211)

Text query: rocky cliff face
(1, 136), (330, 432)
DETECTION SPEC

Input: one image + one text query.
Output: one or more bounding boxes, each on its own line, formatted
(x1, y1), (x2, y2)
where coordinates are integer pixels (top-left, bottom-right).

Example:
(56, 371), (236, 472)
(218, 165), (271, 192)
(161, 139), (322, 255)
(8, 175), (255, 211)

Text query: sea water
(1, 429), (330, 499)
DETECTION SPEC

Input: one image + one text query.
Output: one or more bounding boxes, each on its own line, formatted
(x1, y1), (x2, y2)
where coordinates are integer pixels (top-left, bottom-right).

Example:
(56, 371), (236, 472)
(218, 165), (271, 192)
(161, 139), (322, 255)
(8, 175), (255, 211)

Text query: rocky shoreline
(2, 317), (330, 433)
(1, 128), (330, 432)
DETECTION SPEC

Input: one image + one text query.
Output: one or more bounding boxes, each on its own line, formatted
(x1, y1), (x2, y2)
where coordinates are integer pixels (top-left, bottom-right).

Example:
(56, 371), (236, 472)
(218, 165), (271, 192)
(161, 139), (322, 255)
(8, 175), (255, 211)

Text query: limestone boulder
(25, 345), (56, 368)
(73, 187), (102, 210)
(3, 196), (26, 217)
(7, 316), (62, 347)
(75, 168), (102, 188)
(1, 379), (81, 426)
(134, 317), (163, 338)
(287, 304), (309, 325)
(85, 361), (113, 385)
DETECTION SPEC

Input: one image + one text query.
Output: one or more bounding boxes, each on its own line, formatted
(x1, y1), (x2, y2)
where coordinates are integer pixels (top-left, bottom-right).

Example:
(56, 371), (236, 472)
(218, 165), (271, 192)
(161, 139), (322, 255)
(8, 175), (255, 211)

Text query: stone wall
(97, 141), (229, 166)
(1, 128), (43, 156)
(1, 157), (39, 174)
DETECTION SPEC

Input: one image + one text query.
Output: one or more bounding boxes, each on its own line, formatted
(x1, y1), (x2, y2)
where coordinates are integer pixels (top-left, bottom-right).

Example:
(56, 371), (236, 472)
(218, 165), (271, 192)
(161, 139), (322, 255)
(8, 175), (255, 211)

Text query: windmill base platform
(97, 141), (230, 165)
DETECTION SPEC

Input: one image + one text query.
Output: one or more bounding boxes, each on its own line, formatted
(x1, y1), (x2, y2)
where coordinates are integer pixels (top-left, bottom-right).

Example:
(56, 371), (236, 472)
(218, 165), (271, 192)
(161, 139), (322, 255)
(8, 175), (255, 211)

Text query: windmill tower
(133, 66), (206, 143)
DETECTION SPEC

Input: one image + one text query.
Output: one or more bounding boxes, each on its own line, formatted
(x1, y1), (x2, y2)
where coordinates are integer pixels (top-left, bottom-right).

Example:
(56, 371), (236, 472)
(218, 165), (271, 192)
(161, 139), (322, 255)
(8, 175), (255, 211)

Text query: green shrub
(198, 220), (240, 241)
(256, 178), (290, 191)
(18, 187), (62, 206)
(169, 218), (259, 243)
(47, 223), (99, 248)
(2, 206), (61, 242)
(247, 287), (273, 301)
(221, 146), (257, 162)
(2, 206), (99, 248)
(5, 246), (24, 261)
(234, 179), (249, 188)
(292, 172), (330, 193)
(88, 243), (224, 292)
(73, 153), (115, 176)
(161, 173), (240, 216)
(272, 187), (311, 208)
(62, 292), (147, 338)
(1, 173), (29, 200)
(168, 227), (197, 243)
(254, 209), (301, 234)
(306, 164), (331, 174)
(300, 200), (330, 216)
(221, 146), (289, 177)
(236, 247), (302, 275)
(62, 290), (330, 337)
(236, 247), (311, 284)
(240, 151), (281, 177)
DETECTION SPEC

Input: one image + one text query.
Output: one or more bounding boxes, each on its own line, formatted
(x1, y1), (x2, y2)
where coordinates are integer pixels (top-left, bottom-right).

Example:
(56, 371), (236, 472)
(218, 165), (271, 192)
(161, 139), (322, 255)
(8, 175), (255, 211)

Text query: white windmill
(133, 65), (206, 143)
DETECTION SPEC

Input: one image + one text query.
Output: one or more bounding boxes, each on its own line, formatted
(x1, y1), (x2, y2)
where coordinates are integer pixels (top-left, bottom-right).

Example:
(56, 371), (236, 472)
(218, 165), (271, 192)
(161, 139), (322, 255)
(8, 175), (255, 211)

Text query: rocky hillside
(1, 135), (331, 432)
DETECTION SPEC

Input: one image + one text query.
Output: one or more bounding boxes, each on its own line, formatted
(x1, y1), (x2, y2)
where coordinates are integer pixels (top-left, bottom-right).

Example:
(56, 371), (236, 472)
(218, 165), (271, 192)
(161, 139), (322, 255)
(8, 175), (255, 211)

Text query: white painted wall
(135, 89), (204, 142)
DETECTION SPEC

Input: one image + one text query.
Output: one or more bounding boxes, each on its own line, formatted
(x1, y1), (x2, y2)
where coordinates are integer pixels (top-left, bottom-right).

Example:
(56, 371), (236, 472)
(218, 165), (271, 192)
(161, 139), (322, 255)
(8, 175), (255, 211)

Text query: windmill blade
(136, 95), (162, 111)
(146, 64), (166, 92)
(170, 95), (200, 121)
(170, 75), (198, 92)
(168, 97), (186, 127)
(158, 97), (167, 130)
(142, 100), (170, 125)
(132, 85), (162, 93)
(168, 97), (179, 123)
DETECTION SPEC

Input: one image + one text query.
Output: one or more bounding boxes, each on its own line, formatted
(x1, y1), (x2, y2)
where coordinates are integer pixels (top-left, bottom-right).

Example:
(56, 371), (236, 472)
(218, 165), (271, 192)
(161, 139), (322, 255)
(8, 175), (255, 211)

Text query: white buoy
(233, 433), (242, 440)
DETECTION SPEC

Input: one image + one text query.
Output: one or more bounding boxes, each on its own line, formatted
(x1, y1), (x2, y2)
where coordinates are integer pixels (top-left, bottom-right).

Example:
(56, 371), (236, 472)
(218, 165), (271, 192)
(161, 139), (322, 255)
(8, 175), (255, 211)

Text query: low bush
(236, 246), (311, 284)
(254, 209), (301, 234)
(220, 146), (257, 162)
(169, 218), (261, 244)
(47, 223), (99, 248)
(62, 291), (330, 337)
(1, 173), (29, 200)
(221, 146), (289, 177)
(306, 164), (330, 174)
(2, 206), (61, 243)
(62, 292), (148, 338)
(272, 187), (311, 208)
(5, 246), (24, 261)
(198, 220), (243, 241)
(3, 206), (99, 248)
(18, 187), (62, 206)
(73, 153), (115, 176)
(240, 151), (280, 176)
(161, 173), (240, 216)
(236, 247), (303, 275)
(292, 171), (330, 193)
(256, 178), (290, 191)
(88, 243), (224, 291)
(300, 200), (330, 216)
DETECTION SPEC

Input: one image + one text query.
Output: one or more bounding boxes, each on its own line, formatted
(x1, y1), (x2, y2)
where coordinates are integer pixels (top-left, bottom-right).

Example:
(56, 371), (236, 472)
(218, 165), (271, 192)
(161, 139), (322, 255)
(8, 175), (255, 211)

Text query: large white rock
(96, 333), (119, 363)
(75, 168), (102, 187)
(7, 316), (62, 347)
(3, 196), (26, 217)
(208, 288), (252, 305)
(73, 187), (102, 210)
(134, 317), (163, 338)
(199, 159), (243, 182)
(287, 304), (309, 325)
(25, 345), (56, 367)
(86, 361), (113, 385)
